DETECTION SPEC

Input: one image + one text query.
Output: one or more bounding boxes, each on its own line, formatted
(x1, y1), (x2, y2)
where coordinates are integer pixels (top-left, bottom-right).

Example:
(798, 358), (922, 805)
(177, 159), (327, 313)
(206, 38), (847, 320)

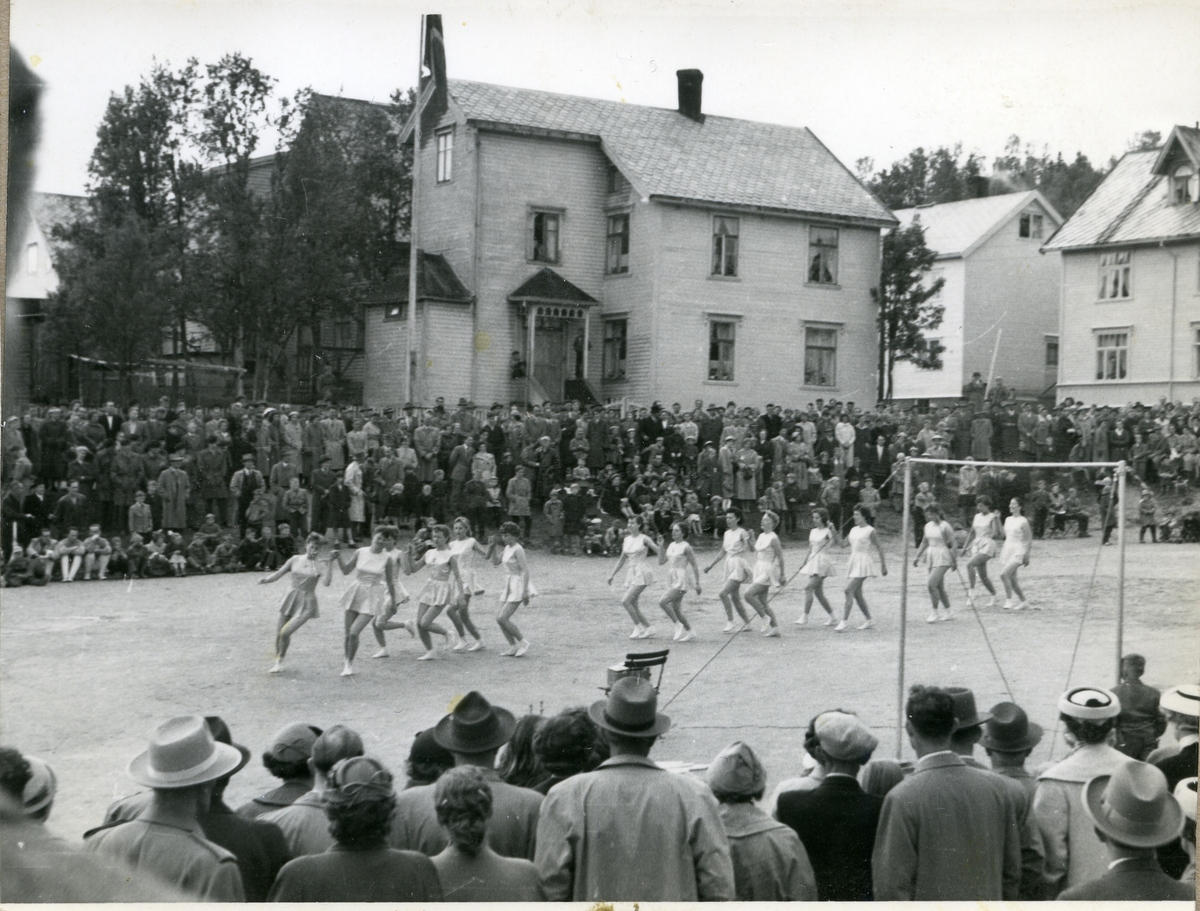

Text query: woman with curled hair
(431, 766), (544, 900)
(608, 514), (660, 639)
(532, 708), (605, 795)
(497, 715), (547, 790)
(491, 521), (534, 656)
(404, 728), (454, 790)
(796, 508), (838, 626)
(268, 756), (441, 901)
(704, 507), (755, 633)
(743, 510), (784, 637)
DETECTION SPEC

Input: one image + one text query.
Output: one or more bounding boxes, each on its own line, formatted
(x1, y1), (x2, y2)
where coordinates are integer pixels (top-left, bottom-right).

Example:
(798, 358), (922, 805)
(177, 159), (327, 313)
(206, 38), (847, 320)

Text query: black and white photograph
(3, 0), (1198, 902)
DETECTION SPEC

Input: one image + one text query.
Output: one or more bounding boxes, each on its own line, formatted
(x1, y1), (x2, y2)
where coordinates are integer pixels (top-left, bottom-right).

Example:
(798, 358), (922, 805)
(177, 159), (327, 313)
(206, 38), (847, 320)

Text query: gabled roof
(507, 267), (598, 306)
(1043, 142), (1200, 250)
(438, 79), (895, 228)
(29, 192), (89, 258)
(362, 245), (472, 305)
(893, 191), (1061, 259)
(1152, 124), (1200, 176)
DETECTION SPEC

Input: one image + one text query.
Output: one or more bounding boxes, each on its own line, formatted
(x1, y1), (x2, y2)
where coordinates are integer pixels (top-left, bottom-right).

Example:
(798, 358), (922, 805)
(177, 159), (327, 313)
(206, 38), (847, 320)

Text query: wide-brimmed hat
(1160, 684), (1200, 717)
(457, 397), (470, 407)
(22, 756), (57, 814)
(981, 702), (1043, 753)
(266, 722), (323, 763)
(588, 676), (671, 739)
(1058, 686), (1121, 720)
(945, 687), (991, 731)
(434, 692), (516, 754)
(706, 741), (766, 796)
(204, 716), (251, 777)
(1175, 777), (1197, 823)
(127, 715), (244, 789)
(1082, 761), (1184, 848)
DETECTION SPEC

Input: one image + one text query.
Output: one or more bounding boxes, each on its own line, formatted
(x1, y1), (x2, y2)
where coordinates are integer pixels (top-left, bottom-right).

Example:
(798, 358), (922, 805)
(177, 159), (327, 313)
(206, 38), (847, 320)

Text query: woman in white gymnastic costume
(796, 507), (838, 626)
(840, 507), (887, 632)
(704, 508), (755, 633)
(960, 495), (1002, 607)
(658, 521), (701, 641)
(607, 514), (660, 639)
(914, 503), (957, 623)
(998, 497), (1034, 611)
(742, 510), (784, 637)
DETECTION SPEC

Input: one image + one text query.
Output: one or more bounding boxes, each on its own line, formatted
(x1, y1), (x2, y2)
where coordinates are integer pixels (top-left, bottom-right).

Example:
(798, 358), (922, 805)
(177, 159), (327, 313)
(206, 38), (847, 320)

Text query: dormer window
(1019, 213), (1044, 239)
(1171, 163), (1196, 204)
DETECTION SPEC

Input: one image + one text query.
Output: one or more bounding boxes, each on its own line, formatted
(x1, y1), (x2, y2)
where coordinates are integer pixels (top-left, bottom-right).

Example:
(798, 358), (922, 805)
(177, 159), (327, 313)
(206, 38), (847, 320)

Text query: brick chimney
(677, 69), (704, 123)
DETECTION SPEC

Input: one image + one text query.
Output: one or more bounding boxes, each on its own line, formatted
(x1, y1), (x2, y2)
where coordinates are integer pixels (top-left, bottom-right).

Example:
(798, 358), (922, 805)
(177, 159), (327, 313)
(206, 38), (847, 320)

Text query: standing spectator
(237, 722), (321, 818)
(1056, 762), (1191, 900)
(1176, 777), (1197, 885)
(83, 716), (245, 901)
(229, 453), (264, 533)
(157, 453), (191, 532)
(505, 465), (532, 538)
(706, 740), (816, 900)
(872, 685), (1022, 901)
(404, 728), (454, 790)
(1113, 654), (1166, 761)
(196, 436), (230, 521)
(531, 708), (605, 795)
(776, 711), (883, 901)
(268, 756), (442, 902)
(1151, 684), (1200, 789)
(51, 480), (89, 538)
(1033, 685), (1129, 896)
(535, 677), (735, 900)
(981, 701), (1043, 797)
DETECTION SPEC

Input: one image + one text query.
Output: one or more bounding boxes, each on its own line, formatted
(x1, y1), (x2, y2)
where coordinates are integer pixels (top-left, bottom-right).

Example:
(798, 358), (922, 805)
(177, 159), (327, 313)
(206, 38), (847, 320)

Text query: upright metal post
(1115, 461), (1127, 684)
(405, 16), (424, 407)
(896, 457), (913, 759)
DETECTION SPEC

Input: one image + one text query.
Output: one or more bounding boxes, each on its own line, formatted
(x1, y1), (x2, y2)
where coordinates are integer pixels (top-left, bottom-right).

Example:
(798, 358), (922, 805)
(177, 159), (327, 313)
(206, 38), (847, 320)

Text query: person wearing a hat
(229, 452), (265, 534)
(945, 686), (992, 769)
(873, 685), (1023, 901)
(535, 677), (735, 901)
(776, 711), (884, 901)
(260, 725), (364, 858)
(1175, 777), (1197, 885)
(269, 755), (443, 901)
(83, 716), (246, 901)
(1032, 685), (1130, 896)
(1056, 761), (1192, 900)
(1150, 683), (1200, 790)
(704, 741), (816, 900)
(237, 721), (322, 818)
(982, 701), (1044, 796)
(391, 692), (542, 860)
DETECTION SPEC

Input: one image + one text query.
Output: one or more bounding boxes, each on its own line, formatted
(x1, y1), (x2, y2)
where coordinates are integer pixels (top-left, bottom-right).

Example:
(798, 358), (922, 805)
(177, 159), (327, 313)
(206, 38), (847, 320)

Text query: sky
(11, 0), (1200, 198)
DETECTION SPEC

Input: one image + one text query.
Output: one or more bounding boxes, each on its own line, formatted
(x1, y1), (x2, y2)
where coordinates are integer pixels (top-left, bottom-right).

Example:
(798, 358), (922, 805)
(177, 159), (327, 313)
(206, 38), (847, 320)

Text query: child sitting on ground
(107, 536), (129, 579)
(4, 546), (35, 587)
(185, 534), (212, 574)
(237, 527), (267, 571)
(210, 534), (241, 572)
(145, 531), (171, 577)
(166, 531), (188, 576)
(82, 524), (112, 580)
(125, 533), (149, 578)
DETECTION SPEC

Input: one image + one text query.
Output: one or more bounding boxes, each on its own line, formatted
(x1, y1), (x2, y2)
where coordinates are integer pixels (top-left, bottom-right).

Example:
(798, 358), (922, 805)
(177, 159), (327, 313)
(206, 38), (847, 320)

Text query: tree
(873, 219), (946, 402)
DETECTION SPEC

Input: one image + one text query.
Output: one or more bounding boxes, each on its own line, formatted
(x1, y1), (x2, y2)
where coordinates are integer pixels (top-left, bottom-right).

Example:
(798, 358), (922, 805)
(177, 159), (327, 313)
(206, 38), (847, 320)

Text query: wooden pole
(1116, 461), (1127, 685)
(985, 328), (1002, 392)
(897, 457), (912, 760)
(405, 16), (424, 407)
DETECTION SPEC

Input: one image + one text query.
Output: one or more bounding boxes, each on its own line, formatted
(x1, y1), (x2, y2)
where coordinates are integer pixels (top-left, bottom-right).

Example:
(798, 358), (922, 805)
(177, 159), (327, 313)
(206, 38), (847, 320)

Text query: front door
(533, 316), (566, 399)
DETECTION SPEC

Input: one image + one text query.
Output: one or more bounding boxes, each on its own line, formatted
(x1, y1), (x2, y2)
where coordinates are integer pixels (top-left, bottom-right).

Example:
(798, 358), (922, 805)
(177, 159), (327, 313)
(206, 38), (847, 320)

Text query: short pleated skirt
(966, 537), (999, 559)
(801, 552), (833, 578)
(846, 553), (881, 579)
(751, 557), (783, 587)
(922, 544), (953, 569)
(340, 575), (390, 617)
(667, 566), (689, 592)
(997, 541), (1025, 572)
(279, 589), (319, 620)
(625, 560), (654, 588)
(724, 553), (754, 583)
(418, 579), (455, 607)
(502, 575), (537, 603)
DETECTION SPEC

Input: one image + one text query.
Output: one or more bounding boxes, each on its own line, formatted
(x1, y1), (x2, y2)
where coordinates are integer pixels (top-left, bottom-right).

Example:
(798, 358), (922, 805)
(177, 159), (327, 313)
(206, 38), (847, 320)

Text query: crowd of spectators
(2, 666), (1195, 901)
(4, 391), (1199, 585)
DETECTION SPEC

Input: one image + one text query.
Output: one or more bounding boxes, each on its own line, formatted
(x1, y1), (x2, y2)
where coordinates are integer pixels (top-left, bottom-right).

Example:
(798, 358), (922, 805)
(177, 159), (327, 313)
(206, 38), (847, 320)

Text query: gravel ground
(2, 525), (1196, 846)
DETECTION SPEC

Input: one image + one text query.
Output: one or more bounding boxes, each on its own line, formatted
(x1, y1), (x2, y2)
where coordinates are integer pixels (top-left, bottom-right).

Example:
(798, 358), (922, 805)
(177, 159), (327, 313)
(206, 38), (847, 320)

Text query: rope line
(950, 564), (1015, 702)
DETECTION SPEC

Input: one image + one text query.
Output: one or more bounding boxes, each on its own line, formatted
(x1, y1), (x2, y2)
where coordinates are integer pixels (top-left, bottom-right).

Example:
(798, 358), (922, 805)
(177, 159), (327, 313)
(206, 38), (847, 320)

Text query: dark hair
(311, 725), (364, 776)
(429, 524), (451, 541)
(711, 787), (763, 804)
(906, 686), (957, 739)
(497, 715), (547, 790)
(373, 525), (400, 541)
(324, 757), (396, 849)
(975, 495), (993, 510)
(1061, 714), (1116, 745)
(305, 532), (324, 547)
(499, 521), (521, 538)
(534, 709), (599, 777)
(669, 521), (689, 540)
(434, 766), (492, 857)
(261, 752), (311, 781)
(724, 507), (743, 523)
(1120, 653), (1145, 674)
(812, 507), (830, 526)
(0, 748), (32, 801)
(405, 729), (454, 788)
(924, 503), (943, 520)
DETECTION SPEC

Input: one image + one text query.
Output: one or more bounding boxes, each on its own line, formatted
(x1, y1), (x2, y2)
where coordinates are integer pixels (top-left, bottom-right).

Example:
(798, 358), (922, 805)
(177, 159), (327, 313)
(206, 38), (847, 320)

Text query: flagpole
(405, 15), (425, 408)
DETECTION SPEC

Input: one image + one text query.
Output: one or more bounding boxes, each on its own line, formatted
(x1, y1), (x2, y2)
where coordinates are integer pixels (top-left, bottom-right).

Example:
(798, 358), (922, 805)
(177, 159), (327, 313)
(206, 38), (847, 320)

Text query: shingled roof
(507, 268), (598, 306)
(1043, 139), (1200, 251)
(362, 245), (473, 305)
(445, 79), (896, 227)
(894, 191), (1060, 259)
(29, 192), (89, 258)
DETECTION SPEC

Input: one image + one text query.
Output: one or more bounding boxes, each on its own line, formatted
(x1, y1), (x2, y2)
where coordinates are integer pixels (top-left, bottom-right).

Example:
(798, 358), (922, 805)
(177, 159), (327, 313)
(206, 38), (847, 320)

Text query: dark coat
(775, 774), (882, 902)
(1057, 855), (1193, 901)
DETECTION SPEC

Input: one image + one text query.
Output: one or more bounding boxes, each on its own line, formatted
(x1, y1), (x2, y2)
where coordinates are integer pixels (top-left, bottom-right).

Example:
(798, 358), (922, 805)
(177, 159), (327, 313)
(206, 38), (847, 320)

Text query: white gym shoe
(939, 611), (955, 622)
(514, 640), (530, 657)
(763, 625), (781, 638)
(857, 619), (875, 630)
(371, 647), (389, 659)
(417, 649), (439, 661)
(678, 629), (696, 642)
(672, 623), (684, 641)
(926, 612), (939, 623)
(1012, 601), (1028, 612)
(451, 637), (466, 652)
(1003, 599), (1016, 610)
(269, 660), (283, 674)
(500, 645), (518, 657)
(823, 615), (835, 626)
(341, 662), (354, 676)
(723, 621), (737, 633)
(637, 626), (653, 639)
(467, 639), (486, 651)
(795, 614), (807, 626)
(834, 620), (847, 632)
(630, 627), (643, 639)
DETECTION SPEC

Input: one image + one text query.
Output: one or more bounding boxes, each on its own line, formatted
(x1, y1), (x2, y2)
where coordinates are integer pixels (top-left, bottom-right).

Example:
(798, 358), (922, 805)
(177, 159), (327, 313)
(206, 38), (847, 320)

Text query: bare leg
(719, 579), (751, 629)
(810, 577), (834, 618)
(622, 584), (651, 633)
(343, 611), (374, 674)
(657, 590), (682, 625)
(968, 555), (996, 596)
(497, 601), (527, 655)
(744, 582), (780, 634)
(416, 602), (451, 657)
(445, 602), (468, 638)
(454, 595), (483, 641)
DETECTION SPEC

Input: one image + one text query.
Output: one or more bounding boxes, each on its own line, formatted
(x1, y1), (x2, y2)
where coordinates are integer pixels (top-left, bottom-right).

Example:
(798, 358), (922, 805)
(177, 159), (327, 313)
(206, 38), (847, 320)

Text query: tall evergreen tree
(873, 220), (945, 402)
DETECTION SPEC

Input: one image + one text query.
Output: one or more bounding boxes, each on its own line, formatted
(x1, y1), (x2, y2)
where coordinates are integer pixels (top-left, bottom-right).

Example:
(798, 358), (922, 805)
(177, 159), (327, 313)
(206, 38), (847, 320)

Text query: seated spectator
(209, 534), (240, 573)
(430, 766), (544, 900)
(124, 533), (149, 579)
(145, 531), (171, 577)
(776, 711), (882, 901)
(1057, 761), (1191, 900)
(4, 545), (38, 587)
(237, 722), (321, 818)
(81, 524), (111, 580)
(497, 714), (547, 790)
(404, 728), (454, 790)
(107, 536), (129, 579)
(185, 535), (211, 574)
(237, 527), (267, 571)
(194, 513), (223, 548)
(165, 531), (187, 576)
(53, 527), (85, 582)
(706, 740), (816, 900)
(268, 756), (442, 902)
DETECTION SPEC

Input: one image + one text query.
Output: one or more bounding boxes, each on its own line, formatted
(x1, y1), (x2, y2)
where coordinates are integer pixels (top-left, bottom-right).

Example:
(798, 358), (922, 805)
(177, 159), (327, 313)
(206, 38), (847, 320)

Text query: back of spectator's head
(1058, 686), (1120, 744)
(1176, 777), (1197, 849)
(204, 716), (250, 798)
(405, 728), (454, 788)
(804, 708), (853, 756)
(434, 765), (493, 856)
(496, 715), (546, 789)
(705, 741), (766, 803)
(0, 748), (33, 804)
(906, 686), (957, 740)
(323, 756), (396, 849)
(814, 711), (878, 765)
(312, 725), (364, 777)
(1120, 654), (1145, 677)
(535, 708), (600, 777)
(860, 758), (906, 798)
(262, 722), (323, 780)
(1161, 684), (1200, 731)
(21, 756), (56, 821)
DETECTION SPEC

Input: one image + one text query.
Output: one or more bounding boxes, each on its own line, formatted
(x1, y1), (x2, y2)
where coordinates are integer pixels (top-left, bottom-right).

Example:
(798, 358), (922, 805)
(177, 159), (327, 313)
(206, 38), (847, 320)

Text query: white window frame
(802, 321), (842, 387)
(1098, 251), (1132, 301)
(602, 316), (628, 380)
(1019, 213), (1044, 239)
(606, 212), (630, 275)
(1171, 163), (1196, 205)
(435, 128), (453, 183)
(528, 209), (562, 264)
(705, 315), (740, 383)
(807, 226), (839, 285)
(711, 215), (739, 277)
(1094, 327), (1130, 381)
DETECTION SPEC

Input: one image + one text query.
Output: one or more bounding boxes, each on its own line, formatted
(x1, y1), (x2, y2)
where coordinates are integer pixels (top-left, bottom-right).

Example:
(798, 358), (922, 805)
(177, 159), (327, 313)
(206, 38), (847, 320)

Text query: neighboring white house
(890, 190), (1064, 402)
(1043, 125), (1200, 406)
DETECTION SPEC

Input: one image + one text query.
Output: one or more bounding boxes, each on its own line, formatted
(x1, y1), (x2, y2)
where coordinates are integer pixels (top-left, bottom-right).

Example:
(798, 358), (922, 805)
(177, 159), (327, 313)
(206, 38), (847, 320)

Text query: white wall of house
(890, 259), (965, 399)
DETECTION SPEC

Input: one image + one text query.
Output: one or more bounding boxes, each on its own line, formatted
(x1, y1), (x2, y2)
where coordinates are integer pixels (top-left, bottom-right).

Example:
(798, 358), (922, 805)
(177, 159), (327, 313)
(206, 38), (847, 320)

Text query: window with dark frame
(1095, 331), (1128, 380)
(1193, 326), (1200, 377)
(1172, 164), (1196, 204)
(1019, 213), (1044, 239)
(708, 320), (735, 381)
(711, 216), (739, 277)
(1098, 251), (1132, 300)
(606, 214), (630, 274)
(384, 302), (407, 321)
(603, 318), (627, 380)
(1045, 337), (1059, 367)
(808, 227), (839, 284)
(529, 211), (560, 263)
(607, 166), (622, 194)
(435, 129), (453, 183)
(804, 326), (838, 386)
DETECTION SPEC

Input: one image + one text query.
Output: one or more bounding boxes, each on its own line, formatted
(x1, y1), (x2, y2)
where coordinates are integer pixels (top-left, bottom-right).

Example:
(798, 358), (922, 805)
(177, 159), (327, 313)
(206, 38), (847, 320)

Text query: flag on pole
(420, 14), (447, 134)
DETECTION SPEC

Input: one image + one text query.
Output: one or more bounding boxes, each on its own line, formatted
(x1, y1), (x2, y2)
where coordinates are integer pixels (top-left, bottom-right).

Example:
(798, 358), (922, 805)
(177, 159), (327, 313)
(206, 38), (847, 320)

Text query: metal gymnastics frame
(893, 456), (1128, 759)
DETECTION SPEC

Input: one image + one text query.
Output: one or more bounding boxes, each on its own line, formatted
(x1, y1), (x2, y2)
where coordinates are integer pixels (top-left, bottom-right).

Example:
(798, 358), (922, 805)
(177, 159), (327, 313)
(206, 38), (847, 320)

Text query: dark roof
(441, 80), (895, 227)
(1045, 127), (1200, 251)
(507, 267), (598, 305)
(362, 245), (472, 305)
(1153, 124), (1200, 175)
(30, 192), (88, 257)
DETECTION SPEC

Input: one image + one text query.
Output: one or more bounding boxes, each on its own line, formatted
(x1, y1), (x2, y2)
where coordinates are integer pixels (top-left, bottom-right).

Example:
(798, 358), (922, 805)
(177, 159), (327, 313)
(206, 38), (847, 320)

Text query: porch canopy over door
(507, 267), (597, 402)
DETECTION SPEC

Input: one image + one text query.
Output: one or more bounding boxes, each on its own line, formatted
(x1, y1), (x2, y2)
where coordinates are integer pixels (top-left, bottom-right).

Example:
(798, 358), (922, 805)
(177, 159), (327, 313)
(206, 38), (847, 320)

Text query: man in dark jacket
(775, 711), (883, 901)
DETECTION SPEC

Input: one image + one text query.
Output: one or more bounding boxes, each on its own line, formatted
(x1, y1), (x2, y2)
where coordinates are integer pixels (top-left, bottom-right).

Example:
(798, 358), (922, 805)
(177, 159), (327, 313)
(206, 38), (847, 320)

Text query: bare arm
(335, 545), (358, 575)
(259, 555), (296, 584)
(770, 535), (785, 579)
(684, 543), (702, 593)
(643, 534), (660, 557)
(448, 553), (464, 589)
(512, 545), (531, 599)
(608, 553), (628, 585)
(869, 529), (888, 575)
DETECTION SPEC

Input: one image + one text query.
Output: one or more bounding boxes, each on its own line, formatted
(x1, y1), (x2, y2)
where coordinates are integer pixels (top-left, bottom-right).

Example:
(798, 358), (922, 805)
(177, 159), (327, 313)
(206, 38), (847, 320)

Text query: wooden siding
(891, 259), (965, 399)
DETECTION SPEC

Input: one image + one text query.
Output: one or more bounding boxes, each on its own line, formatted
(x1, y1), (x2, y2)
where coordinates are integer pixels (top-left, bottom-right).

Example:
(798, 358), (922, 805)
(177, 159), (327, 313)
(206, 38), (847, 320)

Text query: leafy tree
(873, 219), (945, 402)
